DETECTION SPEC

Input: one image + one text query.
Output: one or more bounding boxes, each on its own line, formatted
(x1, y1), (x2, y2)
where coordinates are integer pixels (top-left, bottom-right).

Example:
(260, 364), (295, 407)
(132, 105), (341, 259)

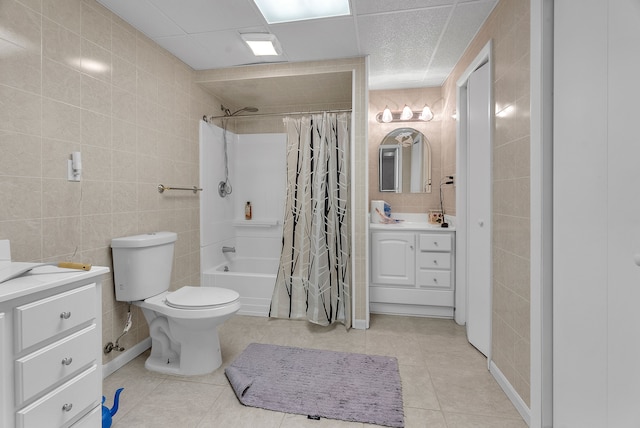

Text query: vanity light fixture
(241, 33), (282, 56)
(400, 105), (413, 120)
(381, 106), (393, 123)
(419, 105), (434, 121)
(376, 104), (435, 123)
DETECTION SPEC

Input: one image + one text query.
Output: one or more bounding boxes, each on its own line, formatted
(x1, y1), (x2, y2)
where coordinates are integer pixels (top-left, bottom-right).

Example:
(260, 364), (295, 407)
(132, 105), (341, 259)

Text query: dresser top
(0, 265), (109, 303)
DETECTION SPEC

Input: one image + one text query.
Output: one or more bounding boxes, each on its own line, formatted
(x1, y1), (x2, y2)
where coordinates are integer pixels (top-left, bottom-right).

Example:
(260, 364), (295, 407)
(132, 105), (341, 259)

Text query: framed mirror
(378, 128), (432, 193)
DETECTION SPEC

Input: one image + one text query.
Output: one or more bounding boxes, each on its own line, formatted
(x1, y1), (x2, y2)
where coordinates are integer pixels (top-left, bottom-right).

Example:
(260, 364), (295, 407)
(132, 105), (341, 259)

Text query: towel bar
(157, 184), (202, 194)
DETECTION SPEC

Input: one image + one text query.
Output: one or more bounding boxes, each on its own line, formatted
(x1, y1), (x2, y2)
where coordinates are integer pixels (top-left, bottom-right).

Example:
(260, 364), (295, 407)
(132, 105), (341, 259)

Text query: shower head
(229, 106), (259, 116)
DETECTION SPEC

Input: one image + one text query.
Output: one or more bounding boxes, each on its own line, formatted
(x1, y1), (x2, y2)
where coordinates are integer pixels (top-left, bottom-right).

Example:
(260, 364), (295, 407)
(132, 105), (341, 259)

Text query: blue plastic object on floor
(102, 388), (124, 428)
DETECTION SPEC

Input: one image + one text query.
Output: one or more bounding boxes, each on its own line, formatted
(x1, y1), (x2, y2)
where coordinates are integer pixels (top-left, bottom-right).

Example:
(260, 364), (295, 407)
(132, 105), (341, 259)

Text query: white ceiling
(96, 0), (498, 91)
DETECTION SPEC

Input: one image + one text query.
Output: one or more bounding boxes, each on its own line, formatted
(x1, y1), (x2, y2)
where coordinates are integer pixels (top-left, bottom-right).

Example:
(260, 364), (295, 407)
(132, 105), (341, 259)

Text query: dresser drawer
(15, 324), (97, 404)
(417, 252), (451, 270)
(15, 284), (96, 351)
(16, 365), (100, 428)
(417, 270), (452, 289)
(70, 404), (101, 428)
(419, 234), (452, 252)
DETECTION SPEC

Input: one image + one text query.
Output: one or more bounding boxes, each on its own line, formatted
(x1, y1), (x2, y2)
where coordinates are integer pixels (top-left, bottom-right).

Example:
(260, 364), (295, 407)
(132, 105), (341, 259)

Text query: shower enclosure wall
(199, 120), (286, 316)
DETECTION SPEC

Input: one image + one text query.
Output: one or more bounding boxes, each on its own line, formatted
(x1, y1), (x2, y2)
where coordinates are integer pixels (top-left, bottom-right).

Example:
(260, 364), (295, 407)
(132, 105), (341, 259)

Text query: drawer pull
(61, 357), (73, 366)
(60, 311), (71, 319)
(62, 403), (73, 412)
(433, 260), (438, 265)
(433, 241), (438, 246)
(433, 277), (438, 283)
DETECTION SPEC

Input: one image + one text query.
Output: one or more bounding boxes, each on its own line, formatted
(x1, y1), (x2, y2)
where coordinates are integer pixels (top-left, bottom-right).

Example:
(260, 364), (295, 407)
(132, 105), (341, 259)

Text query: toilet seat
(165, 286), (239, 310)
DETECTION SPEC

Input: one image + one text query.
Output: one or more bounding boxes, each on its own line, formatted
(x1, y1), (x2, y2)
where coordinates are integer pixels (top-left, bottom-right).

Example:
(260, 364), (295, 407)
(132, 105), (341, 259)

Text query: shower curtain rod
(203, 108), (352, 123)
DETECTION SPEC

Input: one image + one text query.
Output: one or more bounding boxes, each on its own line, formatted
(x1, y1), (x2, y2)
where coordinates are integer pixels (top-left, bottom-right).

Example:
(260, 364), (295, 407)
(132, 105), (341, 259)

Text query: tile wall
(0, 0), (221, 364)
(442, 0), (531, 406)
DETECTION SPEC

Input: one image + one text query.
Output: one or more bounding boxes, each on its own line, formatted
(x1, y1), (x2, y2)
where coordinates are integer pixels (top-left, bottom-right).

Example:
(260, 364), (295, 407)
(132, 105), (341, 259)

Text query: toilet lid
(165, 286), (239, 309)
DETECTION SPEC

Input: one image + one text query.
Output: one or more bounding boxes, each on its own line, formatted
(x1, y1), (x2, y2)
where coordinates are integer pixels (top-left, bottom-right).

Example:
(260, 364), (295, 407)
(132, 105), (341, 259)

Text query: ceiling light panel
(253, 0), (351, 24)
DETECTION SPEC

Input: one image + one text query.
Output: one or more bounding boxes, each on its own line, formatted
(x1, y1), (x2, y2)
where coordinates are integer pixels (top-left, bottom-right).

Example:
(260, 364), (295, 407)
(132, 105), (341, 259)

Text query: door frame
(455, 42), (493, 359)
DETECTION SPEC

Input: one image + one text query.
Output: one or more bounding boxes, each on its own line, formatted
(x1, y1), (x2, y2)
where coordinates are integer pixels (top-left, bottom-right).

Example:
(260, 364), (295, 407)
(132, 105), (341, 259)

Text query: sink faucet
(222, 246), (236, 253)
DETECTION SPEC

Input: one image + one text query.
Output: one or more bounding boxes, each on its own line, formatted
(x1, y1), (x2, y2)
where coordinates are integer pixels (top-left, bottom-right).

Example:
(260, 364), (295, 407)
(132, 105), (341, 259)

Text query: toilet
(111, 232), (240, 376)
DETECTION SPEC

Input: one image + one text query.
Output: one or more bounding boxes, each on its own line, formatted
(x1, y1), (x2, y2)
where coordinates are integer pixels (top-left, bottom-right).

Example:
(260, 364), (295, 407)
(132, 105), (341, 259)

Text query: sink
(369, 222), (453, 231)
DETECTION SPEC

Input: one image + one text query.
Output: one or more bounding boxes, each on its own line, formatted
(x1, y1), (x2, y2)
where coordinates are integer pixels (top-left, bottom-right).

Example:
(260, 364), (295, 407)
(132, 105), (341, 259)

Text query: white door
(606, 0), (640, 424)
(466, 61), (492, 357)
(554, 1), (640, 425)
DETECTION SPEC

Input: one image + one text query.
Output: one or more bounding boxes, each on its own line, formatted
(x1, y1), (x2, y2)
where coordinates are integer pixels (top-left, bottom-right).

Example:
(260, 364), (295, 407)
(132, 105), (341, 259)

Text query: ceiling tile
(354, 0), (455, 15)
(96, 0), (184, 38)
(358, 7), (451, 89)
(270, 17), (359, 62)
(424, 1), (497, 82)
(149, 0), (265, 34)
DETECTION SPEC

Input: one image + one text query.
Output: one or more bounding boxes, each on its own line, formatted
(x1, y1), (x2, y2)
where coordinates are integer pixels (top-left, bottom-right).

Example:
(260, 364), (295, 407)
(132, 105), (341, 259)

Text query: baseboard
(102, 338), (151, 379)
(352, 318), (368, 330)
(489, 360), (531, 426)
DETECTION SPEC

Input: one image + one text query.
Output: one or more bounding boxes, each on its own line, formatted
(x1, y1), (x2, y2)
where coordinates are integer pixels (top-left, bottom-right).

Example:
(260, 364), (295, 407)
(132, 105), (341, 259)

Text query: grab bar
(157, 184), (203, 194)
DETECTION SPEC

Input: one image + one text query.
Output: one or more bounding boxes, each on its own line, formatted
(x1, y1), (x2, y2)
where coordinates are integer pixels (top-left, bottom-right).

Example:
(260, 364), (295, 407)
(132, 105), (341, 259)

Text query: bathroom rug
(225, 343), (404, 427)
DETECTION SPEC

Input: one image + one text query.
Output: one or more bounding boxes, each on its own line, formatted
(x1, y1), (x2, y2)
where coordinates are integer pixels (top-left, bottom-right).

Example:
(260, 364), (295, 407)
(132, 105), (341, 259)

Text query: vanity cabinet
(0, 266), (108, 428)
(370, 228), (455, 317)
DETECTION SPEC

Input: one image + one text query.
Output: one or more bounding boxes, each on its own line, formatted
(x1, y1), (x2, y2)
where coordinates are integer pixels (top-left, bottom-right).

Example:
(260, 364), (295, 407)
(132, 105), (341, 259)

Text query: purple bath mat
(225, 343), (404, 427)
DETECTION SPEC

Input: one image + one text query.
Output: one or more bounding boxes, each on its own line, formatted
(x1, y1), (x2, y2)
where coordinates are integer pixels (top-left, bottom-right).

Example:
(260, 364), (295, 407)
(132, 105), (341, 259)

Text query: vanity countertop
(0, 265), (110, 303)
(369, 222), (456, 232)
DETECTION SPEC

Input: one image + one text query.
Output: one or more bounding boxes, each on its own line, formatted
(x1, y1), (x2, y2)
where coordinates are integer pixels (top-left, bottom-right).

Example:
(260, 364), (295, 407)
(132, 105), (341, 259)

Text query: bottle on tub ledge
(245, 201), (252, 220)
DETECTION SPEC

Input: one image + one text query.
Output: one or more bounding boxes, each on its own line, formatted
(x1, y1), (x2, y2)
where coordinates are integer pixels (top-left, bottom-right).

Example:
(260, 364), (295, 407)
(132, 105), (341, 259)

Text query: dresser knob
(433, 241), (438, 246)
(60, 311), (71, 319)
(433, 278), (438, 283)
(433, 260), (438, 265)
(62, 403), (73, 412)
(61, 357), (73, 366)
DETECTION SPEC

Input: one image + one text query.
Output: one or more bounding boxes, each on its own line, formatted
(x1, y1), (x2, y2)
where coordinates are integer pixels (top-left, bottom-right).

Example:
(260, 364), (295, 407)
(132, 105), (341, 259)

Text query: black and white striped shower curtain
(269, 112), (352, 328)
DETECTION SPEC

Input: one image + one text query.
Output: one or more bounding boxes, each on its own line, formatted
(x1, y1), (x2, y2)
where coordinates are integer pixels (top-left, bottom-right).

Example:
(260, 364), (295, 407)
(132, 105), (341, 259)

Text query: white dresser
(370, 224), (455, 318)
(0, 266), (109, 428)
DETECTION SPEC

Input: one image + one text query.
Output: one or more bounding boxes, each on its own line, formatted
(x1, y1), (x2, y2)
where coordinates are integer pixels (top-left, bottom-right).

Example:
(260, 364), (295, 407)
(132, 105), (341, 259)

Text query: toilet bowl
(136, 286), (240, 376)
(111, 232), (240, 376)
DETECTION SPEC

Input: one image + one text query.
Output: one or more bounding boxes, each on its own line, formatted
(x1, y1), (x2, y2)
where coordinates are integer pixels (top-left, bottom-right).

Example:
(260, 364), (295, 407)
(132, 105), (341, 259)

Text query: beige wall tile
(0, 0), (214, 364)
(43, 0), (81, 33)
(42, 17), (81, 70)
(0, 85), (41, 135)
(0, 176), (42, 221)
(441, 0), (531, 406)
(0, 132), (42, 177)
(42, 178), (82, 218)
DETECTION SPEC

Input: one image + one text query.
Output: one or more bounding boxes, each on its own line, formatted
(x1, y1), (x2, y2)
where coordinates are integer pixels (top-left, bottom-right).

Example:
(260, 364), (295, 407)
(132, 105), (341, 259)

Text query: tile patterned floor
(103, 314), (527, 428)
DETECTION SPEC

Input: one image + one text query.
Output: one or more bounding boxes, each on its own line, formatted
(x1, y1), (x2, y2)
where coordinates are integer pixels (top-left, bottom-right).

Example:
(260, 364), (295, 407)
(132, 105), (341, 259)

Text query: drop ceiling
(96, 0), (498, 91)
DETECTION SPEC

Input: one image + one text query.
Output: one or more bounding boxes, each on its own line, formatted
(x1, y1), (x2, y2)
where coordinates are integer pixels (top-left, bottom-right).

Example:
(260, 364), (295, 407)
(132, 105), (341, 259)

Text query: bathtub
(202, 258), (279, 317)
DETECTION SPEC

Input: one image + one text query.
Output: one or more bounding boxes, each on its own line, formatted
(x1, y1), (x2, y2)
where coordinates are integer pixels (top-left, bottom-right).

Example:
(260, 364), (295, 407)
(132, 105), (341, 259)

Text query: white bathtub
(202, 258), (278, 317)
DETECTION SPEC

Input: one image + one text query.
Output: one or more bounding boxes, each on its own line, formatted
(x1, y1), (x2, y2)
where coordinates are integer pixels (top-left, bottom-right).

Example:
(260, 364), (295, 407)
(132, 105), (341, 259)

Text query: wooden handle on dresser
(57, 262), (92, 271)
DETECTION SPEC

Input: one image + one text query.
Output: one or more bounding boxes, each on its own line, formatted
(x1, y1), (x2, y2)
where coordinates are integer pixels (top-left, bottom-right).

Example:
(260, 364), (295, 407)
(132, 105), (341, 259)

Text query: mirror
(378, 128), (432, 193)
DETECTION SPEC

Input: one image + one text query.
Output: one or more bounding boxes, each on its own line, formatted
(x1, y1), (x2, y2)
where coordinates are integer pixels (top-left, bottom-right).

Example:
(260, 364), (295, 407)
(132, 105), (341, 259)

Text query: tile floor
(103, 314), (527, 428)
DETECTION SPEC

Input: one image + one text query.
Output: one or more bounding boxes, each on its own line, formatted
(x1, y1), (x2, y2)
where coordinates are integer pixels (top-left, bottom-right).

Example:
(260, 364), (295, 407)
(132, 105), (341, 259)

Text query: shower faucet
(222, 246), (236, 253)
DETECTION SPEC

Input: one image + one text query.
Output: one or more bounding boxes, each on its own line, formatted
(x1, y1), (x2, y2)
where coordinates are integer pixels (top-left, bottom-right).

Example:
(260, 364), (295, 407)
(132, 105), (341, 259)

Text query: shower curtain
(269, 112), (352, 328)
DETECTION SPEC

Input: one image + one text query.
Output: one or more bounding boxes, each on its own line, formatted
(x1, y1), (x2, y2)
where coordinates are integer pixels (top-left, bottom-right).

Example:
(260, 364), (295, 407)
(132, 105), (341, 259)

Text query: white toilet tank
(111, 232), (177, 302)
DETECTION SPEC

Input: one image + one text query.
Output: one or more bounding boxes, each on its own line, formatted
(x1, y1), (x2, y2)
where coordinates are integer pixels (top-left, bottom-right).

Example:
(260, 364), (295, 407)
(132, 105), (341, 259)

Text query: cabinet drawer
(417, 252), (451, 270)
(419, 234), (452, 252)
(70, 404), (101, 428)
(16, 325), (97, 404)
(417, 270), (452, 289)
(15, 284), (96, 351)
(16, 365), (99, 428)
